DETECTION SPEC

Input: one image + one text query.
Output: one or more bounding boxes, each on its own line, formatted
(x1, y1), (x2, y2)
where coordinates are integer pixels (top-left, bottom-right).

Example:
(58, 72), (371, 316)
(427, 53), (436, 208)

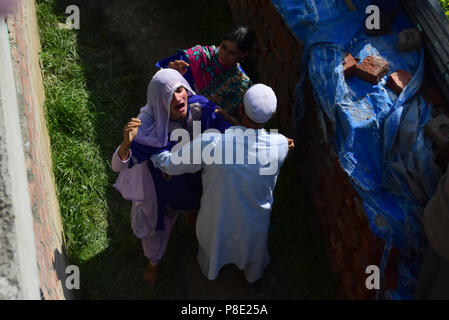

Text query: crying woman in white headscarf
(111, 68), (232, 287)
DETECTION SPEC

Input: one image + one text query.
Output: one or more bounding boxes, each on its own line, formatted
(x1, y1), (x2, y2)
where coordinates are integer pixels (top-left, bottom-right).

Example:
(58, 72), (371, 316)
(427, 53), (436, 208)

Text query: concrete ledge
(1, 0), (72, 299)
(7, 0), (72, 299)
(0, 16), (40, 300)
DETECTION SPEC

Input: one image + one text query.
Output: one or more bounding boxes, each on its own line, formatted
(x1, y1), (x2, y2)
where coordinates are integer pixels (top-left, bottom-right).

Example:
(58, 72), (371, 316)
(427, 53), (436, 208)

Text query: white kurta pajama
(151, 126), (289, 282)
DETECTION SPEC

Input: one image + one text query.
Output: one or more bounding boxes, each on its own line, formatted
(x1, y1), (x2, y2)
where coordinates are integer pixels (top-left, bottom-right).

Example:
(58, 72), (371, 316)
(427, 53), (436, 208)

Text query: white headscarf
(134, 69), (195, 147)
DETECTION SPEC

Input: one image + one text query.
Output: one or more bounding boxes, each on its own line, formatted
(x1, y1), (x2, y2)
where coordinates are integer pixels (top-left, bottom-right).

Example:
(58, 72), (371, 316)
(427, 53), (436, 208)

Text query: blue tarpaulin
(272, 0), (442, 299)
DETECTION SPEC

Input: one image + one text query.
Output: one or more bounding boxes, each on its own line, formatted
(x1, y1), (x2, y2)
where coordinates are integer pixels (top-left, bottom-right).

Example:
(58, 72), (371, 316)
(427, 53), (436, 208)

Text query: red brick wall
(227, 0), (302, 134)
(7, 0), (71, 300)
(227, 0), (398, 299)
(300, 82), (399, 299)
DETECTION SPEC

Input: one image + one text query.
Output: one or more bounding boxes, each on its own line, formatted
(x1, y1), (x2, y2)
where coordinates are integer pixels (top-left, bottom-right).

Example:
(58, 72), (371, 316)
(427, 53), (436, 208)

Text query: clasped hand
(168, 60), (189, 76)
(118, 118), (141, 160)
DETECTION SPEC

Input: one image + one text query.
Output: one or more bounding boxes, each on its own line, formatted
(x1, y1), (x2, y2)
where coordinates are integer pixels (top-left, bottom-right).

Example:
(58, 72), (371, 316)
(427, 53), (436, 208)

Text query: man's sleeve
(197, 96), (232, 132)
(151, 134), (214, 175)
(279, 135), (289, 160)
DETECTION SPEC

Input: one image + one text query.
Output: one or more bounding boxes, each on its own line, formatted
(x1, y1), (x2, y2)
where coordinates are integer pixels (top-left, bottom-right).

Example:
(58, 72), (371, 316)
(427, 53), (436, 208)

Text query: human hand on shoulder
(168, 60), (189, 76)
(215, 107), (239, 126)
(287, 138), (295, 151)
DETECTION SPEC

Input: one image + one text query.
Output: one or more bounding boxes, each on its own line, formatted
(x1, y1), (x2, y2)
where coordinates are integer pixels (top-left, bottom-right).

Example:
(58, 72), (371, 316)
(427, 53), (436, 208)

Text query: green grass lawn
(36, 0), (335, 299)
(440, 0), (449, 18)
(37, 0), (110, 265)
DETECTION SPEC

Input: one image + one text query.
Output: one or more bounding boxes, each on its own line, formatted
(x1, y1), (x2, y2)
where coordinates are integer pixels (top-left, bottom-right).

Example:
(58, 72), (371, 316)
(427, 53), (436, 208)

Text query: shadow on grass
(53, 0), (336, 299)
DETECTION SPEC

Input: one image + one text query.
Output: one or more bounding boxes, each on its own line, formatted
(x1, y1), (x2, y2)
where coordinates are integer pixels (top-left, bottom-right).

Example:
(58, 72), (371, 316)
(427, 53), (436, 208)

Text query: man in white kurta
(151, 84), (290, 283)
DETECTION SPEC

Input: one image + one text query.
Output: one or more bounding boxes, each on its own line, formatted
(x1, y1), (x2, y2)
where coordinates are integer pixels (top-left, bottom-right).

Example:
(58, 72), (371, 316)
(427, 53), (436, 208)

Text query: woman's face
(218, 40), (244, 67)
(169, 86), (188, 121)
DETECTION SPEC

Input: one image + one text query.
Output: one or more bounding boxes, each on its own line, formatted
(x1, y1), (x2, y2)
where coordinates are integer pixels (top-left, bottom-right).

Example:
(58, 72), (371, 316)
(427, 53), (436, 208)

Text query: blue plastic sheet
(272, 0), (442, 299)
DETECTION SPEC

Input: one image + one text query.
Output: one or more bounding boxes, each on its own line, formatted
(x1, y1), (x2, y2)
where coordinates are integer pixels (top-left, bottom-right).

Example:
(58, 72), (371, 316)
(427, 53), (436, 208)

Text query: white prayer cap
(243, 84), (277, 124)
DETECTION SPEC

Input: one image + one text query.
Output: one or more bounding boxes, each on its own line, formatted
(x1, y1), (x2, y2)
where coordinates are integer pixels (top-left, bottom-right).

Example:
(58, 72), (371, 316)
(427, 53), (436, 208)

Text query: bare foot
(144, 262), (157, 287)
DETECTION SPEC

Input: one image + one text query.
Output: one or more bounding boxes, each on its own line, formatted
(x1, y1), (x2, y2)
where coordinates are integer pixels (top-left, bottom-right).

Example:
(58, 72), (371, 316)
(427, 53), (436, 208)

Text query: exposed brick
(343, 53), (357, 78)
(383, 247), (400, 290)
(319, 213), (331, 235)
(354, 283), (370, 299)
(425, 114), (449, 148)
(341, 269), (356, 298)
(387, 70), (413, 95)
(360, 229), (375, 257)
(398, 28), (422, 52)
(329, 228), (341, 249)
(334, 241), (346, 271)
(344, 179), (357, 197)
(356, 55), (389, 84)
(353, 196), (369, 225)
(351, 252), (366, 280)
(325, 187), (344, 220)
(335, 215), (348, 237)
(256, 33), (269, 55)
(365, 235), (385, 266)
(339, 216), (361, 252)
(342, 213), (363, 247)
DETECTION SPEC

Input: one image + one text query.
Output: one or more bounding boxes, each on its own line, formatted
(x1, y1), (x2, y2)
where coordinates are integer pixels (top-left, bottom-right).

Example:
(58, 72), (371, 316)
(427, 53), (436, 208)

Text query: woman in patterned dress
(156, 25), (255, 120)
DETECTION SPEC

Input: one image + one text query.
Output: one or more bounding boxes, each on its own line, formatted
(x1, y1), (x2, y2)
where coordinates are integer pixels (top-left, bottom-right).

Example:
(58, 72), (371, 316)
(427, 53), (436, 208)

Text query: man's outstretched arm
(151, 133), (216, 175)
